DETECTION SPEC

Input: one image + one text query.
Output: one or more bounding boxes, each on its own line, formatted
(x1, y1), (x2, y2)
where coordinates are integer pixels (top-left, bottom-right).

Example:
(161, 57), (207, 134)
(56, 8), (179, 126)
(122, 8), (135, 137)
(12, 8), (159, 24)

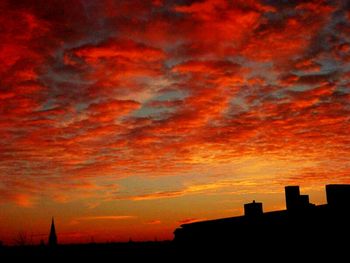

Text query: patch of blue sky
(132, 106), (169, 119)
(245, 60), (277, 84)
(133, 89), (187, 119)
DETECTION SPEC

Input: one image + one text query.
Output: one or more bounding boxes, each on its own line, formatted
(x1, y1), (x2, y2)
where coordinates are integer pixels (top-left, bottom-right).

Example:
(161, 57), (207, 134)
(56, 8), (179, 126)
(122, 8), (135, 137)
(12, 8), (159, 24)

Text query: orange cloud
(178, 218), (205, 225)
(145, 220), (162, 225)
(114, 181), (250, 201)
(75, 216), (136, 221)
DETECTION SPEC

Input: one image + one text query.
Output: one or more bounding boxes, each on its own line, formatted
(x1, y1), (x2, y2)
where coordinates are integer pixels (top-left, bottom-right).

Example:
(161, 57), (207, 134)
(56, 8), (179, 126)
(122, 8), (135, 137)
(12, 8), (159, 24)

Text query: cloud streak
(75, 216), (136, 221)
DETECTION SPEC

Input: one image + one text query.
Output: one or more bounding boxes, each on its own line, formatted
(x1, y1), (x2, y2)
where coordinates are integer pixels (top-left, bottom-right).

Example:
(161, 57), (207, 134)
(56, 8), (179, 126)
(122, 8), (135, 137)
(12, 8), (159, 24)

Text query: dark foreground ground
(0, 241), (176, 262)
(0, 239), (348, 262)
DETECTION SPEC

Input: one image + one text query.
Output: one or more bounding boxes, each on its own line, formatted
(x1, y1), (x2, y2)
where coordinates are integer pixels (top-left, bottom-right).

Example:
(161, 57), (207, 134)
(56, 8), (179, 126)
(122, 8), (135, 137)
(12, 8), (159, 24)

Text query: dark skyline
(1, 184), (349, 261)
(48, 218), (57, 247)
(1, 0), (350, 244)
(175, 184), (350, 245)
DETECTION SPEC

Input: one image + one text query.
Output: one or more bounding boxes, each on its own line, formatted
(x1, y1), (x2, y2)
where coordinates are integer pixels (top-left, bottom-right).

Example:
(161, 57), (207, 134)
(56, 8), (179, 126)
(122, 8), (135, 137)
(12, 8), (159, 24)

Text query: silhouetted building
(48, 217), (57, 247)
(244, 200), (263, 217)
(299, 194), (310, 207)
(326, 184), (350, 208)
(174, 184), (350, 253)
(285, 186), (311, 211)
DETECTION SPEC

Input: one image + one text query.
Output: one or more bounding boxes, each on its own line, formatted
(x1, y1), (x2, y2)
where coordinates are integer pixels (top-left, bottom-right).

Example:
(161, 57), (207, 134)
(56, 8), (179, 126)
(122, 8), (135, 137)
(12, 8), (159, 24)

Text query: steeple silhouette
(48, 217), (57, 246)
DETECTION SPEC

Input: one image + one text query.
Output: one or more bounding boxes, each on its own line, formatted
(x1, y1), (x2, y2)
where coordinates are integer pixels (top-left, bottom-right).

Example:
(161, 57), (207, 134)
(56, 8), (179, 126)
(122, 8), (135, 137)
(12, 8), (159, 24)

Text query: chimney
(244, 200), (263, 217)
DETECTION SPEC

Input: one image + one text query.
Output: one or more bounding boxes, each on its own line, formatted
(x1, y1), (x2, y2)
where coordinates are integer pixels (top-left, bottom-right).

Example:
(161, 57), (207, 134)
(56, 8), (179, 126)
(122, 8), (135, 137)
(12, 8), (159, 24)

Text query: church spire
(48, 217), (57, 246)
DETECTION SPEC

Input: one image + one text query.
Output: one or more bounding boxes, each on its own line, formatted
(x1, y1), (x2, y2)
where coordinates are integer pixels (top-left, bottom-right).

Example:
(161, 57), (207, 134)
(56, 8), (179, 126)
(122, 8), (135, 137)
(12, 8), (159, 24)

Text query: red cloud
(171, 1), (265, 59)
(87, 100), (140, 122)
(0, 1), (349, 245)
(294, 59), (322, 73)
(73, 39), (164, 63)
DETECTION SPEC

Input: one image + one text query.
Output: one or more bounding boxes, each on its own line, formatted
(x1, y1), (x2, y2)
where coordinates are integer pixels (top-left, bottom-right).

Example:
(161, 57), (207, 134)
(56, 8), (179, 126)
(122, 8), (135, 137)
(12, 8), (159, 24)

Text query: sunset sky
(1, 0), (350, 244)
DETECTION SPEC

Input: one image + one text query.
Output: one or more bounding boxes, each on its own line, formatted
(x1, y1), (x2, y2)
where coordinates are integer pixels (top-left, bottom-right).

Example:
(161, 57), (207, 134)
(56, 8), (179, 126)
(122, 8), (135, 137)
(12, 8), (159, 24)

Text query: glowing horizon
(1, 0), (350, 245)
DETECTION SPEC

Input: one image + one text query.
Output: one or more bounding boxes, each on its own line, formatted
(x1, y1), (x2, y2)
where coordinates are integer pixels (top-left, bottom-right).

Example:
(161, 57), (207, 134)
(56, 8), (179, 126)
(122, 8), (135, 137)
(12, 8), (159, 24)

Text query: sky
(1, 0), (350, 244)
